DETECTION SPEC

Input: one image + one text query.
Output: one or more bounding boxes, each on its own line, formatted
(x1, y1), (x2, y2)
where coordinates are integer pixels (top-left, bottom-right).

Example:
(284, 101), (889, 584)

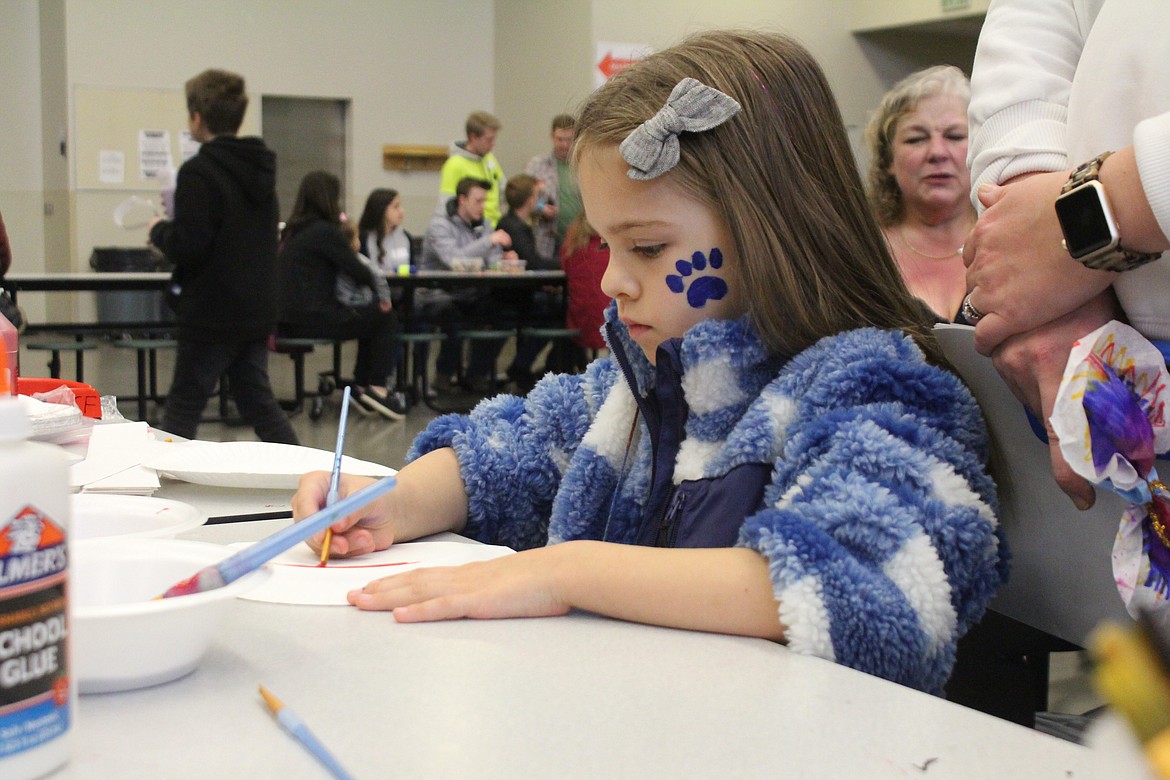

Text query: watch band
(1062, 152), (1162, 271)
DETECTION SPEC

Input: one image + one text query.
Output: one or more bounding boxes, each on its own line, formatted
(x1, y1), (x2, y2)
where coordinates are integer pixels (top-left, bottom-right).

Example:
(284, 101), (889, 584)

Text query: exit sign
(942, 0), (971, 10)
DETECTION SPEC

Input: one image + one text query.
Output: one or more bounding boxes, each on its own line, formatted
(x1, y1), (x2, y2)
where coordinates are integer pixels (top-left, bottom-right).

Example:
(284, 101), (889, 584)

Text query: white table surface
(49, 491), (1116, 779)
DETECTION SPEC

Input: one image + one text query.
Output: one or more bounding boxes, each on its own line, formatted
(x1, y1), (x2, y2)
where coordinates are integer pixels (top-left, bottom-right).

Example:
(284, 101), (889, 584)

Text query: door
(261, 96), (348, 223)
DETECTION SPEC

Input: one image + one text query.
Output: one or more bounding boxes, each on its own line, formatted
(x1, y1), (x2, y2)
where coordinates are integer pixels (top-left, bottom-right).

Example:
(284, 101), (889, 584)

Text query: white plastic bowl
(72, 538), (271, 694)
(71, 494), (204, 540)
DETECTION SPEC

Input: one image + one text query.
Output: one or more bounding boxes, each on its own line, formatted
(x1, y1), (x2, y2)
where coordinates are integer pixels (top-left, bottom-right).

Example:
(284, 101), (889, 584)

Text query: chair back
(935, 324), (1132, 645)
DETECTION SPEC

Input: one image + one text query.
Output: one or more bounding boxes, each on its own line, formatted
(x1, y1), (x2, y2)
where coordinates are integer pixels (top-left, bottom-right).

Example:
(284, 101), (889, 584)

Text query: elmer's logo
(0, 506), (67, 589)
(0, 507), (65, 556)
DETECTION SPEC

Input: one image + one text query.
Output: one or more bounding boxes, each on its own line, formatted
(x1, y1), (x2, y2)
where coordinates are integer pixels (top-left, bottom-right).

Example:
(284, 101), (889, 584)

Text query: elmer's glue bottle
(0, 348), (71, 777)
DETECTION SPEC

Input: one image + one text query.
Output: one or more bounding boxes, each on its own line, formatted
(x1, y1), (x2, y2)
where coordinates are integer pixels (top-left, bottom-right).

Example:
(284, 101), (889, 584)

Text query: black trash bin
(89, 247), (174, 325)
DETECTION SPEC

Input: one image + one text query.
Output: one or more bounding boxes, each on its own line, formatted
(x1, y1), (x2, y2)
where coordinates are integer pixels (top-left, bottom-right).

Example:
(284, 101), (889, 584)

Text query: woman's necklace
(898, 226), (964, 260)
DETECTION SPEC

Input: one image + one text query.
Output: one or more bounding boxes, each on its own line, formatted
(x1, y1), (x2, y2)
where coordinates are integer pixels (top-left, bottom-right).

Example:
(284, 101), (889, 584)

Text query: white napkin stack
(70, 421), (161, 495)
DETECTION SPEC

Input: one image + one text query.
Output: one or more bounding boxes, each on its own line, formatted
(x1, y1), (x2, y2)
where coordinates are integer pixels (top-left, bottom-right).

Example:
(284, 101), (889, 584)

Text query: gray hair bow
(619, 77), (742, 181)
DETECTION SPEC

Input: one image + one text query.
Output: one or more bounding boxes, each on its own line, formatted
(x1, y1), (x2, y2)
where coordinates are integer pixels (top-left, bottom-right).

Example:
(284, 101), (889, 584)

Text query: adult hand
(292, 471), (400, 558)
(963, 171), (1115, 356)
(348, 546), (571, 620)
(990, 289), (1119, 510)
(378, 299), (392, 313)
(491, 229), (512, 247)
(503, 250), (519, 260)
(146, 216), (163, 246)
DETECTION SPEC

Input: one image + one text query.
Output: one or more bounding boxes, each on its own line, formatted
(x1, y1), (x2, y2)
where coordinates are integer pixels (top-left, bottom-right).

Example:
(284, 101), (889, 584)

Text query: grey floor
(30, 335), (445, 466)
(27, 335), (1104, 725)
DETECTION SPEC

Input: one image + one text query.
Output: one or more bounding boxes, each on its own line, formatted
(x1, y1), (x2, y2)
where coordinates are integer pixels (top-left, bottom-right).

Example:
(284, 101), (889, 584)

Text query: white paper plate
(112, 195), (157, 229)
(142, 441), (396, 488)
(71, 494), (205, 540)
(232, 540), (514, 605)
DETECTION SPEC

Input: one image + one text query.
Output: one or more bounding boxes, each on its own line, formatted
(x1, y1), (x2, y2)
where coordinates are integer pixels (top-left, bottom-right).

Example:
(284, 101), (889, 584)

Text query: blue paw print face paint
(665, 248), (729, 308)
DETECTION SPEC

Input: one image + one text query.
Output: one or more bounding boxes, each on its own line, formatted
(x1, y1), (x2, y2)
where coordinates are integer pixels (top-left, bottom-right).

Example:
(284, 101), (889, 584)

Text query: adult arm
(423, 216), (502, 269)
(966, 0), (1093, 194)
(990, 289), (1119, 510)
(309, 223), (381, 284)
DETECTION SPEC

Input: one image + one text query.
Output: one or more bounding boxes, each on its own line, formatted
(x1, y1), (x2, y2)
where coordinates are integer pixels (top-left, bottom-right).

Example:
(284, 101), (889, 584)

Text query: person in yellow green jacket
(438, 111), (506, 225)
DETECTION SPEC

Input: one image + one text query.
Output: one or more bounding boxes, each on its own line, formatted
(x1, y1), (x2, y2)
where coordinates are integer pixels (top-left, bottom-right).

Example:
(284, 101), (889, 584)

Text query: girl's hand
(292, 471), (400, 558)
(347, 547), (571, 621)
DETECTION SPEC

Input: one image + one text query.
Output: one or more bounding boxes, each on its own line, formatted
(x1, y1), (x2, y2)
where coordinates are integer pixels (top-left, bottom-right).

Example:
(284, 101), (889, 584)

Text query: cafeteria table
(46, 485), (1109, 779)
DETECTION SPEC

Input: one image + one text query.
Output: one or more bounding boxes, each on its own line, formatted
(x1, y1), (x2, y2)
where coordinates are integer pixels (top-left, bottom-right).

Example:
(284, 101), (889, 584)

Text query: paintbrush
(320, 386), (353, 567)
(157, 473), (398, 598)
(259, 684), (356, 780)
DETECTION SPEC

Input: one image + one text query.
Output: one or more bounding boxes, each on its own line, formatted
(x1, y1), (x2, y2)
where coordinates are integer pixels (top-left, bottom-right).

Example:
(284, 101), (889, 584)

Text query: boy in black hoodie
(149, 69), (297, 443)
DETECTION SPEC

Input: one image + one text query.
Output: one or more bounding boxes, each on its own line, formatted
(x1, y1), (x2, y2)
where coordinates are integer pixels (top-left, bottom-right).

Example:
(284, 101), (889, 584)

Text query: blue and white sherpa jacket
(410, 307), (1008, 693)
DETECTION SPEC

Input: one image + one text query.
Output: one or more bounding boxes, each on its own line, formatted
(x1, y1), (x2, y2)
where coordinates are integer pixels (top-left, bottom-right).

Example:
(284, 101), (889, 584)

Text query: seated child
(334, 220), (392, 310)
(292, 29), (1008, 694)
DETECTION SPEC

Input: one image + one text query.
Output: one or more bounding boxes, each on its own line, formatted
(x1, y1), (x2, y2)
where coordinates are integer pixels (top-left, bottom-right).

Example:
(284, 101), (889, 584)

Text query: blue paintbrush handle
(277, 708), (356, 780)
(160, 474), (399, 597)
(326, 387), (352, 508)
(217, 474), (397, 585)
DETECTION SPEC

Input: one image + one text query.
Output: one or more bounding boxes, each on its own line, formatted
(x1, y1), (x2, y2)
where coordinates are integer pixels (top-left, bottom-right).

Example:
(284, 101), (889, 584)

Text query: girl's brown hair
(562, 211), (596, 256)
(574, 30), (939, 361)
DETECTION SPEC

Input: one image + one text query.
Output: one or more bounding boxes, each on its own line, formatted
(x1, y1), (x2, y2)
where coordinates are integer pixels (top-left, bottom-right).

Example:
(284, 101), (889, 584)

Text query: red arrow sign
(598, 51), (640, 79)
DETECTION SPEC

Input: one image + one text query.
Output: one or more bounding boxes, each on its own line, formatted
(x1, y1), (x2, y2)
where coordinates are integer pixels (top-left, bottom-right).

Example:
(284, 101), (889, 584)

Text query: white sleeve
(1134, 112), (1170, 245)
(967, 0), (1092, 201)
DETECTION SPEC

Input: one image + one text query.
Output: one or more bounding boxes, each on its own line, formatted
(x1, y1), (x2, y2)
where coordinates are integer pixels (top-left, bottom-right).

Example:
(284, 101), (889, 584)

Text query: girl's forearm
(550, 541), (786, 641)
(388, 448), (469, 541)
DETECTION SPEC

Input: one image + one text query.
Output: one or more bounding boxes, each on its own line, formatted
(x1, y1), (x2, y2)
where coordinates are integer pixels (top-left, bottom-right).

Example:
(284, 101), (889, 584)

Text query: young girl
(334, 220), (393, 310)
(292, 30), (1007, 694)
(356, 188), (413, 273)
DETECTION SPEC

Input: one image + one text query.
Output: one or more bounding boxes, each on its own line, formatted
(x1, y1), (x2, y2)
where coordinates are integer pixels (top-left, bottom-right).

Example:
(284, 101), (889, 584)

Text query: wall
(589, 1), (891, 130)
(8, 0), (494, 271)
(493, 0), (594, 179)
(0, 0), (46, 276)
(1, 0), (981, 276)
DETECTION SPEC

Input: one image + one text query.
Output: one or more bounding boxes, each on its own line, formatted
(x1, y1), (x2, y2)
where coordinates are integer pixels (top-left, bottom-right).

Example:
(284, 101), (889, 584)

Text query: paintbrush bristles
(158, 564), (226, 599)
(258, 684), (283, 713)
(319, 528), (334, 567)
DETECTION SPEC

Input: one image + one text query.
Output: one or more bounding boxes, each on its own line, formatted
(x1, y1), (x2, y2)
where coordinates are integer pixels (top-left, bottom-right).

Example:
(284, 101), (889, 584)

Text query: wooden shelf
(382, 144), (447, 172)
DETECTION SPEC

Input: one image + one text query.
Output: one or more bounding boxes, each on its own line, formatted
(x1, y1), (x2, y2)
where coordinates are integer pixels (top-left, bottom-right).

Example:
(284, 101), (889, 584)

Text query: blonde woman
(866, 66), (975, 321)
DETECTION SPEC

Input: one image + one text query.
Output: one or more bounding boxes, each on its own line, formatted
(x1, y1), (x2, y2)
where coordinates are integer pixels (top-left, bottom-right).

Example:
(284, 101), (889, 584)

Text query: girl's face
(383, 197), (405, 230)
(578, 145), (746, 365)
(888, 93), (970, 217)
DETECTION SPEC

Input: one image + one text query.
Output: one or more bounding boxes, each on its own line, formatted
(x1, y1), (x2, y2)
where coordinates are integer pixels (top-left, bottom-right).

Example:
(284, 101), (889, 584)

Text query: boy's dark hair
(185, 69), (248, 135)
(551, 113), (576, 132)
(455, 177), (490, 200)
(504, 174), (538, 211)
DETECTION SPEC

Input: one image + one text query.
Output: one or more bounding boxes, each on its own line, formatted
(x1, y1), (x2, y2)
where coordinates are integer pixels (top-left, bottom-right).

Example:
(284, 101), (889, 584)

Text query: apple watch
(1054, 151), (1162, 271)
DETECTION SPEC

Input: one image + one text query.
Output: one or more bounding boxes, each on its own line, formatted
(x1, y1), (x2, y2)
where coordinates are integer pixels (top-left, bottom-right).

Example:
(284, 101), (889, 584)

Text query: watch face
(1056, 180), (1119, 259)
